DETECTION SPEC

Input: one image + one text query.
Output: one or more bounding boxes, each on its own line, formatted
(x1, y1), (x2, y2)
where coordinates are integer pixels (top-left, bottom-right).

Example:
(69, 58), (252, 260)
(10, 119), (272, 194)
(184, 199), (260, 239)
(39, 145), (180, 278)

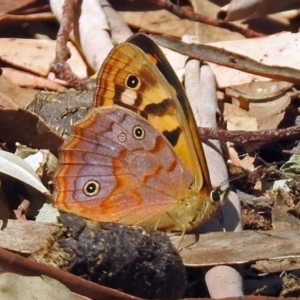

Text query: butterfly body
(54, 33), (225, 232)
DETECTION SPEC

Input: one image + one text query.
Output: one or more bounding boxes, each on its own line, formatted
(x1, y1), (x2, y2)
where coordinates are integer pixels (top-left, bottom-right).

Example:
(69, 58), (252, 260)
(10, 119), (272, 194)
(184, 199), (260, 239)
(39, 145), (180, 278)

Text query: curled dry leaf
(0, 151), (49, 195)
(219, 0), (300, 21)
(226, 81), (293, 102)
(223, 99), (258, 171)
(225, 81), (293, 130)
(224, 103), (259, 131)
(24, 150), (57, 181)
(15, 143), (58, 183)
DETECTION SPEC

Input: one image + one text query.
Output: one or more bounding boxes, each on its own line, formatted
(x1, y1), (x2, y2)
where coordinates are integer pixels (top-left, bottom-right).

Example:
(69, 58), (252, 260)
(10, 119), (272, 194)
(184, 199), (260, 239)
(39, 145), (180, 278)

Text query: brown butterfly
(54, 33), (227, 232)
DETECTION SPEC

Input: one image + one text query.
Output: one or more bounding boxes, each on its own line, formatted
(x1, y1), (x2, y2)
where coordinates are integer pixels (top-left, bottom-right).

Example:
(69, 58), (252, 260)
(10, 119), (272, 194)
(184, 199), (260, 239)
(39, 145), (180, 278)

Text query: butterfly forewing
(94, 35), (210, 191)
(127, 33), (212, 190)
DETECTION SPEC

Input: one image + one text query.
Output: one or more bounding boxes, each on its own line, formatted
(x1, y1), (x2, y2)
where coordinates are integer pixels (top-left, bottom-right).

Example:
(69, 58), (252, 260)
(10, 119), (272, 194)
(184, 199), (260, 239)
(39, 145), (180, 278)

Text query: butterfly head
(210, 185), (229, 204)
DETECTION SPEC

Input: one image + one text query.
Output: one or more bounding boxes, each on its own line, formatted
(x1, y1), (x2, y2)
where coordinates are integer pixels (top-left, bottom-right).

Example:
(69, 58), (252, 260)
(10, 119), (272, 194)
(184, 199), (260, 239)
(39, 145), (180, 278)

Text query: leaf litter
(1, 0), (300, 299)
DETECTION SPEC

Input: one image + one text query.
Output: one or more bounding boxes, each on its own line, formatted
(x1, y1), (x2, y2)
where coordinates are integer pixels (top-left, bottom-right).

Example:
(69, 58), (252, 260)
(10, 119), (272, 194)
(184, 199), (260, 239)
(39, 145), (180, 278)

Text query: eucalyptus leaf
(0, 151), (49, 195)
(280, 154), (300, 177)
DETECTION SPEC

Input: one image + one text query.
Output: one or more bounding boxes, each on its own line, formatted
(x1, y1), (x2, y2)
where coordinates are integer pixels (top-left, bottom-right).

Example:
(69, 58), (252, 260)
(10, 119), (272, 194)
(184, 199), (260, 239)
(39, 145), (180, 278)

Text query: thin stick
(0, 247), (142, 300)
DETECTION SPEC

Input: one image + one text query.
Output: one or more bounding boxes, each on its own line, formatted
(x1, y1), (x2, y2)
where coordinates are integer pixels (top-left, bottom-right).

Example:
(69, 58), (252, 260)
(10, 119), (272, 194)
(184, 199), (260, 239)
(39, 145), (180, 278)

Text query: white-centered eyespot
(132, 125), (145, 140)
(126, 74), (141, 90)
(83, 180), (100, 197)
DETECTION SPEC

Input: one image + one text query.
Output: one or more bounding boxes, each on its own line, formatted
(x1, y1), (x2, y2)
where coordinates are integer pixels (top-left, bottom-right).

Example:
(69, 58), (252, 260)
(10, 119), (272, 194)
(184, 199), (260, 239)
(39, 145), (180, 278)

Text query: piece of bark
(26, 89), (93, 139)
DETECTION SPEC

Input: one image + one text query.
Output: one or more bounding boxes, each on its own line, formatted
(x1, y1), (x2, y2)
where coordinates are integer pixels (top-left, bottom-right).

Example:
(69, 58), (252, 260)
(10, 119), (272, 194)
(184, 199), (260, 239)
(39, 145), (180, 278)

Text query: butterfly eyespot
(133, 125), (145, 140)
(210, 190), (221, 203)
(118, 133), (126, 142)
(126, 74), (141, 89)
(83, 180), (100, 197)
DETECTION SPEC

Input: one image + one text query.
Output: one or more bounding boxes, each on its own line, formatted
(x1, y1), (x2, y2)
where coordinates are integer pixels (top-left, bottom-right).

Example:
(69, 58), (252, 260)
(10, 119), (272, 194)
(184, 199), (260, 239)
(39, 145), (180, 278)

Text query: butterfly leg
(178, 233), (200, 252)
(162, 212), (190, 250)
(154, 214), (164, 231)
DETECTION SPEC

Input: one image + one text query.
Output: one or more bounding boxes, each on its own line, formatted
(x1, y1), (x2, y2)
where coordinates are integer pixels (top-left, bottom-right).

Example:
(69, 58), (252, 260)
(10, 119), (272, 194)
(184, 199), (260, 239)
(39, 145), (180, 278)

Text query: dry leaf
(226, 81), (293, 102)
(117, 2), (195, 39)
(220, 0), (300, 21)
(2, 68), (67, 92)
(35, 203), (60, 223)
(191, 0), (244, 42)
(0, 38), (87, 78)
(0, 150), (49, 195)
(228, 145), (256, 171)
(208, 32), (300, 88)
(225, 81), (293, 130)
(0, 273), (77, 300)
(0, 0), (41, 14)
(0, 91), (18, 110)
(0, 76), (37, 108)
(15, 144), (58, 182)
(223, 103), (259, 131)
